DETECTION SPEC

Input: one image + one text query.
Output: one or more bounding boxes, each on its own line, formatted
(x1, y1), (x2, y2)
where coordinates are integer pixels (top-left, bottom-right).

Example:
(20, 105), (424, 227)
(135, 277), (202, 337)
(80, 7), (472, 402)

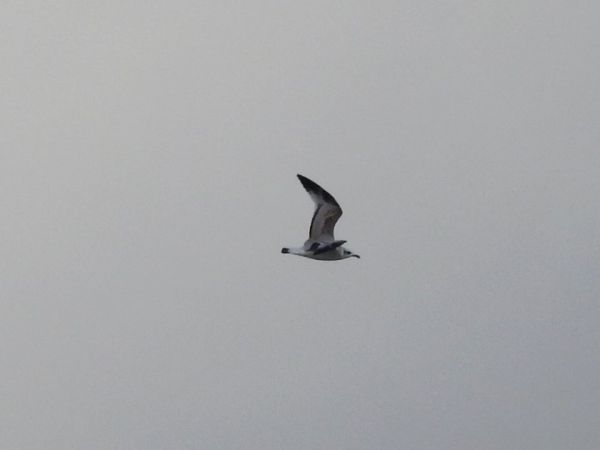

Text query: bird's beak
(353, 254), (360, 258)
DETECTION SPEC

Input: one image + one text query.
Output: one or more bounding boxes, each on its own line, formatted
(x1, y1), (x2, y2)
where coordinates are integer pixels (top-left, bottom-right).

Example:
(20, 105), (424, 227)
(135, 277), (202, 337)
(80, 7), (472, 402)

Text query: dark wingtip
(296, 174), (313, 189)
(281, 248), (290, 254)
(295, 174), (340, 207)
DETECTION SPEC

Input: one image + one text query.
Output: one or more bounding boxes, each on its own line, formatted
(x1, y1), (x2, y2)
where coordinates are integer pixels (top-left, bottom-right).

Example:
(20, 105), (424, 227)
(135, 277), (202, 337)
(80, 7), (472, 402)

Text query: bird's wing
(297, 174), (343, 241)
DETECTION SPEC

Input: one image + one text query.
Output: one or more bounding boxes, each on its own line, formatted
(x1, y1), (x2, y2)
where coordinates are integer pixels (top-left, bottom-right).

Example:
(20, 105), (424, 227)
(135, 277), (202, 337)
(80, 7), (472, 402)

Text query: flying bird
(281, 174), (360, 260)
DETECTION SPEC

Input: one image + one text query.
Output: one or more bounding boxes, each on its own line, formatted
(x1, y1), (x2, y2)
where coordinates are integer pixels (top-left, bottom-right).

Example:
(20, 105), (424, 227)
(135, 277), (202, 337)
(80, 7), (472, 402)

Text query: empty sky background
(2, 1), (599, 449)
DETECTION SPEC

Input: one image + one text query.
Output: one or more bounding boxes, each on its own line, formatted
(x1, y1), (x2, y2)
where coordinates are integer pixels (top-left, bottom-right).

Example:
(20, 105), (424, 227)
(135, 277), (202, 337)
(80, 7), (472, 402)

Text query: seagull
(281, 174), (360, 260)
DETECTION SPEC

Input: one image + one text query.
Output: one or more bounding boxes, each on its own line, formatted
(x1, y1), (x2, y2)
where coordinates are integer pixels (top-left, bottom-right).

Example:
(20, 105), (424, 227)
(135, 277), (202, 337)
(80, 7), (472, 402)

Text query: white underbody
(285, 245), (355, 261)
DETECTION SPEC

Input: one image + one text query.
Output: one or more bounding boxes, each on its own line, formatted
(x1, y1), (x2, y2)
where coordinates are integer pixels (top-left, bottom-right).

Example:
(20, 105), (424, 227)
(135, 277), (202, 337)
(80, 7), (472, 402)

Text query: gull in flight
(281, 174), (360, 261)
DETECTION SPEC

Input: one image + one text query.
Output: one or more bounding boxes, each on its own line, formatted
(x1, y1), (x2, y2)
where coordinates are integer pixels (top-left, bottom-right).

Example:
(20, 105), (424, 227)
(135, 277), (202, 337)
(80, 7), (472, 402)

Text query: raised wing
(297, 174), (343, 241)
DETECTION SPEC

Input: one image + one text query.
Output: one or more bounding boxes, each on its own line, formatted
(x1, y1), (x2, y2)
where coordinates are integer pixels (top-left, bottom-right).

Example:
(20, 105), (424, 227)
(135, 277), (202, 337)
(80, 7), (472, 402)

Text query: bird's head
(343, 249), (360, 259)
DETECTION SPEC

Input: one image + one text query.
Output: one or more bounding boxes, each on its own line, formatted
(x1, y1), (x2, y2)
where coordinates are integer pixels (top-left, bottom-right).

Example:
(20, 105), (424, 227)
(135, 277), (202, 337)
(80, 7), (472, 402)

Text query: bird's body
(281, 174), (360, 261)
(281, 244), (353, 260)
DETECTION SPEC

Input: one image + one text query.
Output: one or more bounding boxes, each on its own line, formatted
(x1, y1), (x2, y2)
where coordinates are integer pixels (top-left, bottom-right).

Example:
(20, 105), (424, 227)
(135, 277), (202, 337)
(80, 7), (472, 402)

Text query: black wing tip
(296, 174), (315, 189)
(296, 174), (340, 207)
(296, 174), (320, 195)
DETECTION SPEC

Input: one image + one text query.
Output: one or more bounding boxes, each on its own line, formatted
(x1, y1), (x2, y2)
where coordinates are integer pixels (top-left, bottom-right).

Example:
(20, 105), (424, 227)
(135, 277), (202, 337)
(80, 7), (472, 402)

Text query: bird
(281, 174), (360, 260)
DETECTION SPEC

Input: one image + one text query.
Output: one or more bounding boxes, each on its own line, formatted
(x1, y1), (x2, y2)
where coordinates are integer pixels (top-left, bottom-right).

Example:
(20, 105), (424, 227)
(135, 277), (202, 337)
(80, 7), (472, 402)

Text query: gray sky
(2, 1), (599, 449)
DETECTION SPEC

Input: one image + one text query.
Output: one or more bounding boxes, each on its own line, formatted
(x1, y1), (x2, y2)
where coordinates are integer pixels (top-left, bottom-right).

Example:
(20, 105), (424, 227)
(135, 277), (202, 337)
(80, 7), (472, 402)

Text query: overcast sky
(2, 1), (599, 449)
